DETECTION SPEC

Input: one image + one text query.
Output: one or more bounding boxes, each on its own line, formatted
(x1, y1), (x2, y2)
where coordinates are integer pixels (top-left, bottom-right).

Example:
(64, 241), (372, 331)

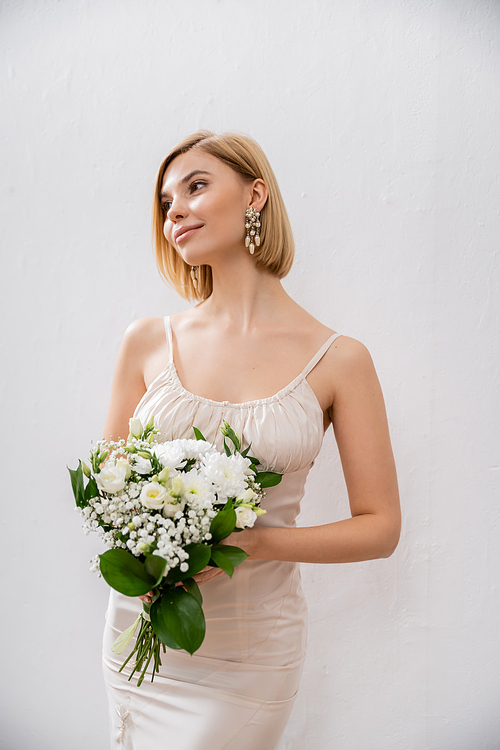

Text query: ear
(248, 179), (268, 213)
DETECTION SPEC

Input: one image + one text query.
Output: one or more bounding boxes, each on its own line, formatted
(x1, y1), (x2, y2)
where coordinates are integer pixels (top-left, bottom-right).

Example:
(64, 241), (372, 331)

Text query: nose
(166, 194), (187, 223)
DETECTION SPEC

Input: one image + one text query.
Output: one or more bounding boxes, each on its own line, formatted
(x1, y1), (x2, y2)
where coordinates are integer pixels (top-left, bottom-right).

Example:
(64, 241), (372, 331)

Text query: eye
(161, 200), (172, 214)
(190, 180), (206, 193)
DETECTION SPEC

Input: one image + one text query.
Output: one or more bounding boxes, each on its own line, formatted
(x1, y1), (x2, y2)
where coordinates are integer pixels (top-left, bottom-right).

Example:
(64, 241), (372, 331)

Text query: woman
(102, 130), (401, 749)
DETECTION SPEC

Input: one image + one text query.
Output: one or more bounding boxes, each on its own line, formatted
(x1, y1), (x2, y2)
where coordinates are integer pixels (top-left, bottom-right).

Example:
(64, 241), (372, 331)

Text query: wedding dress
(102, 316), (342, 749)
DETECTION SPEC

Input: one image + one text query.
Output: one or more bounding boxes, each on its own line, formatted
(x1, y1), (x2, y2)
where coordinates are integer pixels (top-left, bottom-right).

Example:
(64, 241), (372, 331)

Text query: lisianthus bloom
(96, 463), (128, 494)
(140, 481), (168, 510)
(235, 506), (258, 529)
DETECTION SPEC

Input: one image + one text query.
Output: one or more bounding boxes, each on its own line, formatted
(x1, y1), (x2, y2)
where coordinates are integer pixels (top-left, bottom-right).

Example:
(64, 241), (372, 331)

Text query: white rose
(140, 482), (168, 510)
(129, 417), (144, 438)
(96, 463), (128, 494)
(235, 506), (258, 529)
(133, 455), (152, 474)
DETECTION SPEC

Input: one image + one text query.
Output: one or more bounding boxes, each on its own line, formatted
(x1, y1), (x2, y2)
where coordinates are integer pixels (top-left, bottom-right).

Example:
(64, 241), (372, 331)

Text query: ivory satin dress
(102, 316), (343, 749)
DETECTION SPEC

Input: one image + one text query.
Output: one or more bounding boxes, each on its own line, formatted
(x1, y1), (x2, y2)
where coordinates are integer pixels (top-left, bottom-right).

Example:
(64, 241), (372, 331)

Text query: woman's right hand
(189, 565), (225, 586)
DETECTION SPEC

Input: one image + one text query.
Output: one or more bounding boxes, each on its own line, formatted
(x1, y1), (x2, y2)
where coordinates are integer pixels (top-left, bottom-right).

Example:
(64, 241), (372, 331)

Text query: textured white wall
(1, 1), (499, 748)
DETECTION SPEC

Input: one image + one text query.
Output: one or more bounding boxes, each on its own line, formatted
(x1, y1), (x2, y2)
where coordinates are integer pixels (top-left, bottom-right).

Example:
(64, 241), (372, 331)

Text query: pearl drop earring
(245, 208), (261, 255)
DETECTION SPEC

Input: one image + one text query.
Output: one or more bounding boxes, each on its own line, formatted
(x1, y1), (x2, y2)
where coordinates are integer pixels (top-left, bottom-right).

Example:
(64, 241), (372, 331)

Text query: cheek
(163, 219), (173, 243)
(210, 205), (245, 243)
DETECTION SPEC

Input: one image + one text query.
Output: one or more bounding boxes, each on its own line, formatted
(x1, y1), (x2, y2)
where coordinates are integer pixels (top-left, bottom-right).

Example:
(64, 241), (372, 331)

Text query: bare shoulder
(115, 317), (168, 383)
(121, 318), (165, 361)
(122, 316), (165, 351)
(321, 334), (380, 406)
(330, 335), (374, 371)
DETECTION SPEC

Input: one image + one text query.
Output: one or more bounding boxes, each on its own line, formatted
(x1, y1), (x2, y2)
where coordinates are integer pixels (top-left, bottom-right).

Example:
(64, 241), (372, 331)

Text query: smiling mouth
(176, 226), (203, 244)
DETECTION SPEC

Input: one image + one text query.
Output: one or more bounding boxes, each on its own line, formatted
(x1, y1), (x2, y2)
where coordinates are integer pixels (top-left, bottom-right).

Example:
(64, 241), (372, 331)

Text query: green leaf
(99, 548), (156, 596)
(247, 456), (260, 466)
(183, 577), (203, 606)
(144, 555), (168, 587)
(209, 547), (234, 577)
(150, 598), (182, 649)
(164, 543), (212, 584)
(240, 442), (253, 458)
(254, 471), (282, 488)
(153, 587), (206, 655)
(223, 439), (231, 457)
(84, 476), (98, 501)
(193, 426), (206, 441)
(68, 462), (86, 508)
(212, 544), (249, 569)
(210, 502), (236, 543)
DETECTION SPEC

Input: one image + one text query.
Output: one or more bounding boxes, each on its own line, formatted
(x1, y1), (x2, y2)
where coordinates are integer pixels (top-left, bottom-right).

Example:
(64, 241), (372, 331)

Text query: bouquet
(69, 417), (281, 686)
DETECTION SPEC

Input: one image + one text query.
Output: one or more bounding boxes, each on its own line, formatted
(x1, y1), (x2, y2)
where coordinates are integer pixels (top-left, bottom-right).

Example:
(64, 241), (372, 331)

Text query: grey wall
(1, 1), (499, 748)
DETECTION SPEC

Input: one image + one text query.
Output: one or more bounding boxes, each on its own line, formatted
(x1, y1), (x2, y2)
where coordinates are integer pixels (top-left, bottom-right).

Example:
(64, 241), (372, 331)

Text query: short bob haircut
(152, 131), (295, 302)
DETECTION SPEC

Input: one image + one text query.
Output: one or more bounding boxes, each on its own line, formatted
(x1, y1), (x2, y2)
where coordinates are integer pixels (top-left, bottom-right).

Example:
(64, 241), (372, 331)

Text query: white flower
(153, 441), (187, 470)
(129, 417), (143, 438)
(230, 452), (254, 476)
(236, 488), (258, 503)
(133, 455), (153, 474)
(201, 453), (248, 500)
(140, 482), (168, 510)
(163, 498), (185, 518)
(128, 483), (140, 499)
(235, 506), (258, 529)
(181, 468), (216, 506)
(116, 457), (132, 480)
(179, 439), (217, 460)
(96, 463), (128, 494)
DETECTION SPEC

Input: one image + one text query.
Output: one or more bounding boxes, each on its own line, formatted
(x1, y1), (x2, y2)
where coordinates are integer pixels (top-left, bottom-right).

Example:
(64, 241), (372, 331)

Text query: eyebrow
(160, 170), (212, 198)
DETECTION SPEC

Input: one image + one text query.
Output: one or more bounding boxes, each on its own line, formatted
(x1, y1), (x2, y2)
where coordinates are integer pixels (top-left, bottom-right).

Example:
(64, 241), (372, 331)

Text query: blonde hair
(152, 131), (295, 301)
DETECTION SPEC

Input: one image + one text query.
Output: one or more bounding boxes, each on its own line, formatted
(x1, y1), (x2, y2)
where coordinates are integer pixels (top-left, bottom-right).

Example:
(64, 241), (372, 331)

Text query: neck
(197, 252), (296, 333)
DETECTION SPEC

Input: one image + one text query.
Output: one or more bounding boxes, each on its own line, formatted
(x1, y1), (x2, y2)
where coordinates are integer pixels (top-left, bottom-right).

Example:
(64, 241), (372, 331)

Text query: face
(160, 150), (252, 266)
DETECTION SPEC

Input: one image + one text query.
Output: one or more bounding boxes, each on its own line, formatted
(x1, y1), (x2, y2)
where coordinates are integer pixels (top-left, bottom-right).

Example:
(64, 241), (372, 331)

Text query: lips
(174, 224), (204, 243)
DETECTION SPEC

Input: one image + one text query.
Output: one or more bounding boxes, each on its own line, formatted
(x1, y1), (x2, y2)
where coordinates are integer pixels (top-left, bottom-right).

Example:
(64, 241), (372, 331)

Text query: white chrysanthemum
(201, 453), (248, 500)
(153, 440), (188, 469)
(179, 439), (217, 460)
(181, 468), (216, 507)
(229, 452), (254, 476)
(133, 455), (153, 475)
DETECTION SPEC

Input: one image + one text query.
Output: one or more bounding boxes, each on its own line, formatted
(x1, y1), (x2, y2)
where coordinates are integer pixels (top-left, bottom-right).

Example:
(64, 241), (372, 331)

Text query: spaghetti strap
(300, 332), (343, 379)
(163, 316), (174, 363)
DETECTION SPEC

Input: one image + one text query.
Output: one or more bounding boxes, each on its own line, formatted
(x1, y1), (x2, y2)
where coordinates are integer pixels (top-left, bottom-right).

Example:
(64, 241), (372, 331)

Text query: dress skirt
(102, 558), (307, 749)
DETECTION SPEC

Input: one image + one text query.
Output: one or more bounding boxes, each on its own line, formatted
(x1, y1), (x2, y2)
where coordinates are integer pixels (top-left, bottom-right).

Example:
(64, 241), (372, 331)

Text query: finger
(194, 568), (224, 585)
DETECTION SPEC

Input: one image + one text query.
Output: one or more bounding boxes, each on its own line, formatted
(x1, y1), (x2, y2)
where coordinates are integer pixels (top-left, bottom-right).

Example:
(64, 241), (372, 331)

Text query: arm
(228, 338), (401, 563)
(103, 318), (161, 441)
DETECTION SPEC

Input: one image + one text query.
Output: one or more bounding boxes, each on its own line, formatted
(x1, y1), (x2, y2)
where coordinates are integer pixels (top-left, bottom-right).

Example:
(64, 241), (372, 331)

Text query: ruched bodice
(138, 316), (340, 475)
(102, 316), (343, 750)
